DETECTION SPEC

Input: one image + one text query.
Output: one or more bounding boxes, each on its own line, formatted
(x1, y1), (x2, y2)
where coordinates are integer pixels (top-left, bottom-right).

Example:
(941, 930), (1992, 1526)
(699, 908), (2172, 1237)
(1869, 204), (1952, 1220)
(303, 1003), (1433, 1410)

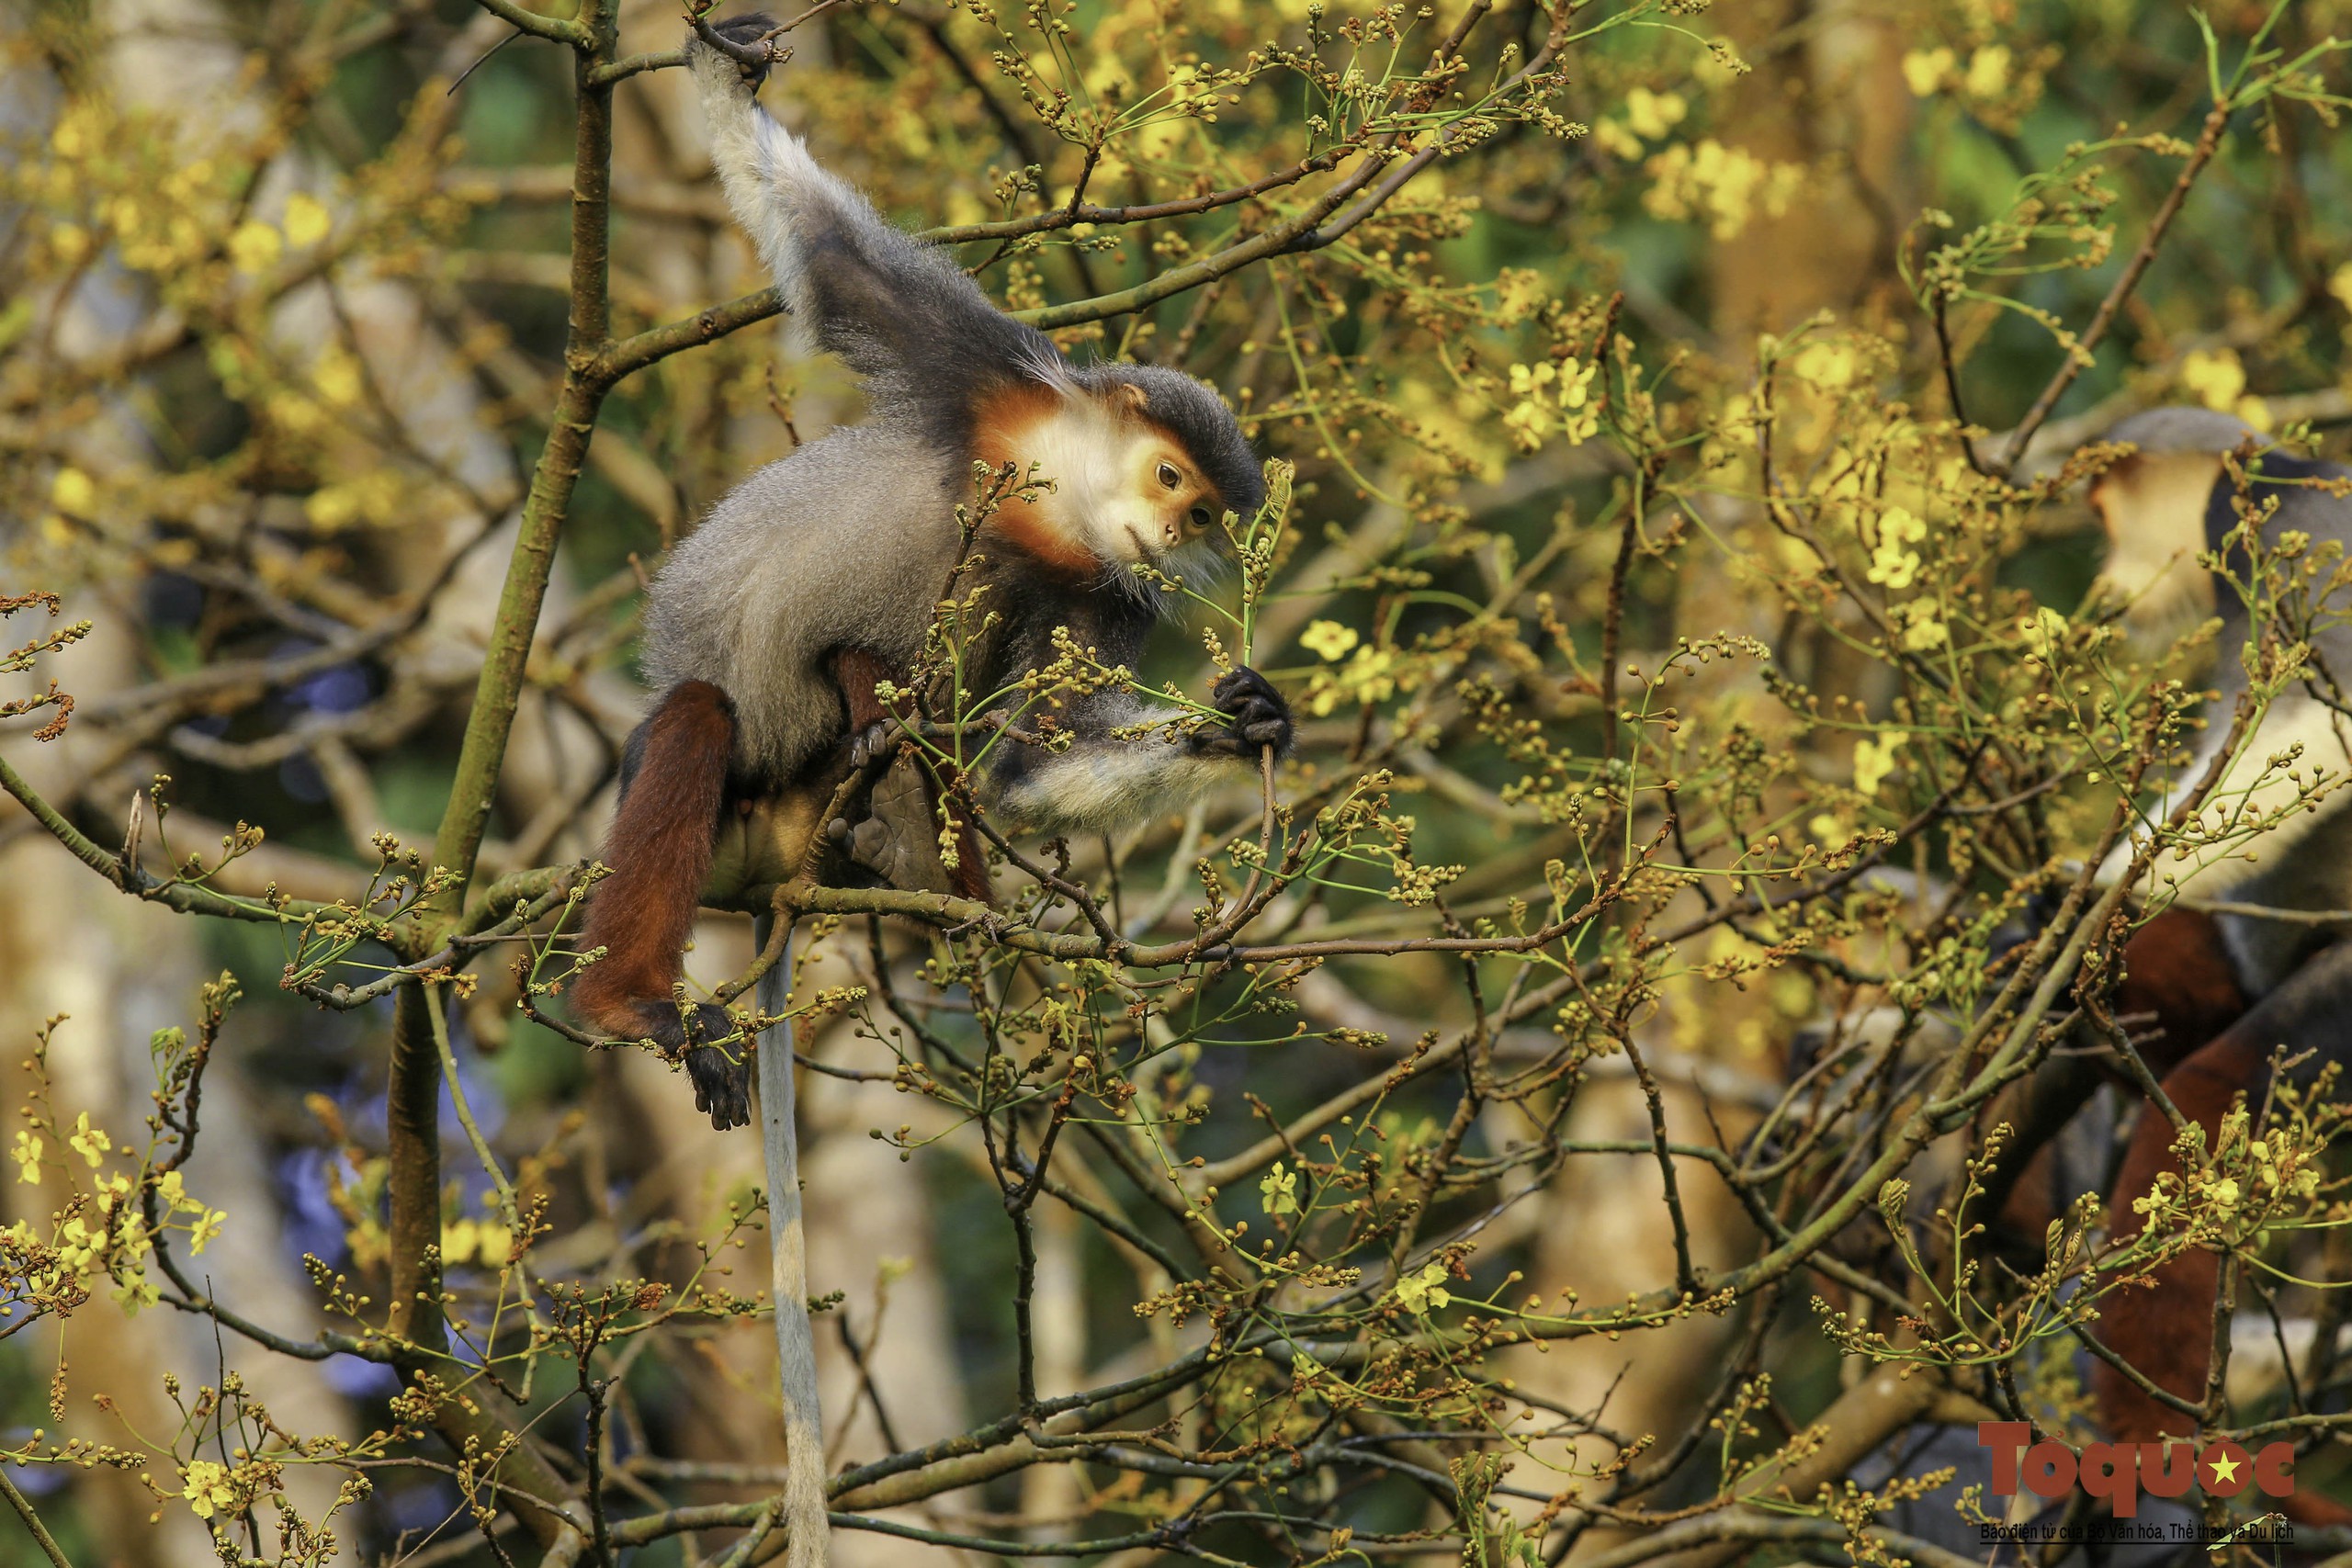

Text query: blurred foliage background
(5, 0), (2352, 1562)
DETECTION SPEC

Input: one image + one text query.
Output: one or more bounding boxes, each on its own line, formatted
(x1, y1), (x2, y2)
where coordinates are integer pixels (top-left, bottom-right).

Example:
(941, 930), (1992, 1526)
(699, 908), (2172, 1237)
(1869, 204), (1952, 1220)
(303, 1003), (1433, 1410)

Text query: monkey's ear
(1111, 382), (1150, 418)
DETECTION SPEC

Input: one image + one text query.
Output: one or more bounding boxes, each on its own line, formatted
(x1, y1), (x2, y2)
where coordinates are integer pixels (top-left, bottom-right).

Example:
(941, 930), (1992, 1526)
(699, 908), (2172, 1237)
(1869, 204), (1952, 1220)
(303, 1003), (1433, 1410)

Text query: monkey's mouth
(1122, 524), (1153, 560)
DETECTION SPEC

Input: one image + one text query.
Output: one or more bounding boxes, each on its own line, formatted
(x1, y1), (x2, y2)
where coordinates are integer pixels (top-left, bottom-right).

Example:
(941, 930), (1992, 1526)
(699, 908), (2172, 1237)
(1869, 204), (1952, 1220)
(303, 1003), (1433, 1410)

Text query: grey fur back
(642, 425), (962, 784)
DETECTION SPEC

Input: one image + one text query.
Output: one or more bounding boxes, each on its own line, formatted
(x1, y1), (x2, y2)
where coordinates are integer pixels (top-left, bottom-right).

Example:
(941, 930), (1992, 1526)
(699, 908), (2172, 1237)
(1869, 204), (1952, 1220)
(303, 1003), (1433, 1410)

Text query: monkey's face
(2086, 448), (2223, 651)
(976, 381), (1227, 577)
(1112, 438), (1222, 558)
(1062, 386), (1223, 569)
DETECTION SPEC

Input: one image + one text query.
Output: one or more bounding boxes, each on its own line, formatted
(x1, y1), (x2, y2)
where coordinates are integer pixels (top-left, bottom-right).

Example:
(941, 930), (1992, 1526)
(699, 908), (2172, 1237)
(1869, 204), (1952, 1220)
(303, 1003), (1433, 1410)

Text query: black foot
(633, 999), (752, 1131)
(1191, 666), (1294, 759)
(684, 1041), (753, 1132)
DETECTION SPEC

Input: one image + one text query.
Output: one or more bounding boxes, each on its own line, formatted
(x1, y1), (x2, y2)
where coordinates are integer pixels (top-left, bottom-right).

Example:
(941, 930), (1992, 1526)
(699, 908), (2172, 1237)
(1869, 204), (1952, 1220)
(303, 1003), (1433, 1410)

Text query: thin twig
(1, 1468), (74, 1568)
(1998, 101), (2233, 473)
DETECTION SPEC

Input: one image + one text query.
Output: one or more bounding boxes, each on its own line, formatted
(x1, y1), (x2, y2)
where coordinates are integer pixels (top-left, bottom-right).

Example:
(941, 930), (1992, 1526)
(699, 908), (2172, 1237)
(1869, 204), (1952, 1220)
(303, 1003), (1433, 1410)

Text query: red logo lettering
(1980, 1422), (2029, 1495)
(1973, 1426), (2300, 1512)
(2077, 1443), (2139, 1518)
(2023, 1442), (2076, 1497)
(2255, 1442), (2295, 1499)
(2141, 1441), (2195, 1499)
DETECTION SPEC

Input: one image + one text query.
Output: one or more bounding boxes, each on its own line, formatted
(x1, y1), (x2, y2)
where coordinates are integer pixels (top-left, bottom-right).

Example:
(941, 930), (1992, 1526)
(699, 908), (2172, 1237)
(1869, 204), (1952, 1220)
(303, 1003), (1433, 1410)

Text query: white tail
(754, 917), (830, 1567)
(693, 44), (841, 351)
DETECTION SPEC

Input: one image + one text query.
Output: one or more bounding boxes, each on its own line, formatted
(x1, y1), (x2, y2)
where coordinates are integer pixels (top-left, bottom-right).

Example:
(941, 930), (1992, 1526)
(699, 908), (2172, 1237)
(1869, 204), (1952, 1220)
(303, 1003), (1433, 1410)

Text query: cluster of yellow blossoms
(8, 1111), (226, 1315)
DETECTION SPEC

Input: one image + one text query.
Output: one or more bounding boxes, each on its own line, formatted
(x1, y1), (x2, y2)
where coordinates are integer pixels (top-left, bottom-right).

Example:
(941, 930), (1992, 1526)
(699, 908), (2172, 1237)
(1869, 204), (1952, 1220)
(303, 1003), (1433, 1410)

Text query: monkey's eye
(1157, 462), (1182, 490)
(1189, 505), (1213, 530)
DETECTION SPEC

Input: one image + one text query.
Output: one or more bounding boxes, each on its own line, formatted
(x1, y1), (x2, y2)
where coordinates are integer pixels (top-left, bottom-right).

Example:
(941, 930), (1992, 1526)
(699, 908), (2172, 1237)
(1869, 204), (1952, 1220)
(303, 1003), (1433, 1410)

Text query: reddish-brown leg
(831, 649), (991, 902)
(572, 679), (750, 1130)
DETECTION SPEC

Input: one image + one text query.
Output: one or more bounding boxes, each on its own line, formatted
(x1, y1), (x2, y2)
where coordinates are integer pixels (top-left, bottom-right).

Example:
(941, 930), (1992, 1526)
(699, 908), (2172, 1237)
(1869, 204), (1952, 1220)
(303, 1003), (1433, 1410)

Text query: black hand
(703, 12), (779, 84)
(1191, 666), (1294, 759)
(708, 10), (778, 43)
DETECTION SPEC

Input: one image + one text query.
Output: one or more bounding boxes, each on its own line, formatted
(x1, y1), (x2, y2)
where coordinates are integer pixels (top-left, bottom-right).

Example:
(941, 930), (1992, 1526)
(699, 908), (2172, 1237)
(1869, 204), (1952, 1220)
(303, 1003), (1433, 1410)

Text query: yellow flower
(9, 1131), (41, 1184)
(1901, 47), (1955, 96)
(2331, 262), (2352, 317)
(305, 470), (405, 530)
(1260, 1161), (1299, 1217)
(1503, 399), (1552, 452)
(1494, 269), (1545, 324)
(1300, 620), (1359, 662)
(1394, 1261), (1453, 1314)
(114, 1275), (162, 1313)
(266, 389), (327, 439)
(55, 1215), (96, 1273)
(311, 348), (363, 409)
(1305, 646), (1406, 716)
(1894, 598), (1949, 651)
(1854, 732), (1907, 798)
(1865, 505), (1927, 591)
(441, 1215), (511, 1266)
(51, 467), (96, 518)
(1623, 86), (1687, 141)
(283, 192), (332, 249)
(1644, 140), (1805, 241)
(1591, 118), (1643, 160)
(68, 1112), (111, 1168)
(1557, 358), (1599, 416)
(228, 220), (282, 275)
(1504, 360), (1600, 448)
(2209, 1177), (2240, 1211)
(181, 1460), (237, 1519)
(2179, 347), (2246, 412)
(1790, 341), (1860, 390)
(1962, 44), (2011, 98)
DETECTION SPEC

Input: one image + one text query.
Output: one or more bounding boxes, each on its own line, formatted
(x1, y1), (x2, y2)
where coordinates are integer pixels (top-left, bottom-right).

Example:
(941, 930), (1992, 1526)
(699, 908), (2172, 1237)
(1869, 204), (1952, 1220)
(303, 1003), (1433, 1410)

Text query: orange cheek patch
(970, 384), (1103, 579)
(995, 509), (1103, 578)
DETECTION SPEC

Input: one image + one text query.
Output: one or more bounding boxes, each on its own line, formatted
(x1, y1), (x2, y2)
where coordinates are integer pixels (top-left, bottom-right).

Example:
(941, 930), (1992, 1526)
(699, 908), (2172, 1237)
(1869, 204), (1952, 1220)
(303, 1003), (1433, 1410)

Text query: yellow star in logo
(2206, 1452), (2242, 1486)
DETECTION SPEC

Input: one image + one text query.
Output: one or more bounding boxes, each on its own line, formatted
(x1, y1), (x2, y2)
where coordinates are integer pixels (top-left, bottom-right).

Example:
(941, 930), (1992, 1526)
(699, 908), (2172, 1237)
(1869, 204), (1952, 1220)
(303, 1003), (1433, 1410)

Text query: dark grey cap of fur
(1077, 363), (1265, 522)
(2100, 406), (2275, 457)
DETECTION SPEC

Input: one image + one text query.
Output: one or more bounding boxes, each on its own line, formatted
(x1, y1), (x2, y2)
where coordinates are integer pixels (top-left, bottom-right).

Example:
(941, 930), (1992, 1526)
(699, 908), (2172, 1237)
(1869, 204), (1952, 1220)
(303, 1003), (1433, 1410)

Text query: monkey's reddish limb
(1984, 911), (2248, 1238)
(576, 681), (734, 1020)
(834, 648), (902, 733)
(2095, 939), (2352, 1450)
(2094, 1030), (2265, 1443)
(2112, 908), (2247, 1082)
(831, 649), (990, 902)
(573, 680), (750, 1130)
